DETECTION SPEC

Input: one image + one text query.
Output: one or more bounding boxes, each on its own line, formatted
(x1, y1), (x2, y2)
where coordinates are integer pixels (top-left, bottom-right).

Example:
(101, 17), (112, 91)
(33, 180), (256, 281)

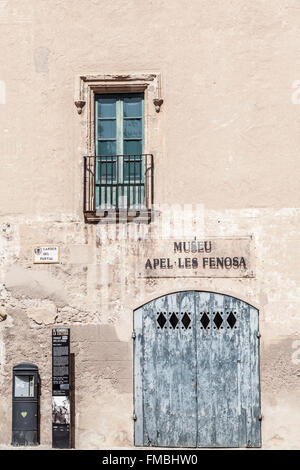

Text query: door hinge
(258, 414), (263, 421)
(132, 331), (136, 339)
(132, 413), (137, 421)
(257, 332), (261, 339)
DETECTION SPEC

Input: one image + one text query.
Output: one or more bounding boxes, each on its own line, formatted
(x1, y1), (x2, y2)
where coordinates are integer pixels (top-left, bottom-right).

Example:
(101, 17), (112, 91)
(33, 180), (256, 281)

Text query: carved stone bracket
(74, 100), (85, 114)
(153, 98), (163, 113)
(0, 309), (7, 322)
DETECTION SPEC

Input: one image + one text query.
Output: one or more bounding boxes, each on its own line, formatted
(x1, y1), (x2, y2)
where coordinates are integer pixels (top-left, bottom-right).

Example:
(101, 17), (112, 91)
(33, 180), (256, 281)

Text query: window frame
(91, 86), (147, 158)
(78, 73), (162, 222)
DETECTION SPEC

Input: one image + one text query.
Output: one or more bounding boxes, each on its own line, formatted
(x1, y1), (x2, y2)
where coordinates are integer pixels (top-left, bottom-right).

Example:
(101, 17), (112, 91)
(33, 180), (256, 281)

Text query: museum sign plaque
(52, 328), (70, 449)
(139, 237), (254, 278)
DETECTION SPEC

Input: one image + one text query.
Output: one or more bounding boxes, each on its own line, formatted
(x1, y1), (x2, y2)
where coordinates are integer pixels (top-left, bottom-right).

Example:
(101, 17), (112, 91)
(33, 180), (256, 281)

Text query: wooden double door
(134, 291), (261, 448)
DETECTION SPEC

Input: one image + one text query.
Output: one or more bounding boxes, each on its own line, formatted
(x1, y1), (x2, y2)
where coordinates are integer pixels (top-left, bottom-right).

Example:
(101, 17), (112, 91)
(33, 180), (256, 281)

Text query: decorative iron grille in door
(133, 291), (261, 448)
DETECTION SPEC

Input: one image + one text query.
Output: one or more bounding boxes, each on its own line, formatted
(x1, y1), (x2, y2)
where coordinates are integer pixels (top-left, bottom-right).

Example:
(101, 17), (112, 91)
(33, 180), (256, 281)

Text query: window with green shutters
(95, 93), (145, 209)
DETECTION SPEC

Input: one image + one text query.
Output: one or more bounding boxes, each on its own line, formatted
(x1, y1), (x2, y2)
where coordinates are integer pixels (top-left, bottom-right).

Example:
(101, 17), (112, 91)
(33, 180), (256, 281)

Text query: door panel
(139, 292), (197, 447)
(134, 291), (261, 448)
(196, 292), (253, 447)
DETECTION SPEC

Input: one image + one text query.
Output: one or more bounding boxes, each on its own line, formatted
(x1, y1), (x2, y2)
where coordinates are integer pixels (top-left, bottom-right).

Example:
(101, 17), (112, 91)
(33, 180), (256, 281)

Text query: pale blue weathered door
(134, 291), (261, 448)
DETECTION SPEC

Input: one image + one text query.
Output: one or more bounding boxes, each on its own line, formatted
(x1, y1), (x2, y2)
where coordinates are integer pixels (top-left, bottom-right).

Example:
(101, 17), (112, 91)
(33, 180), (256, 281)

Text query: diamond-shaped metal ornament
(182, 313), (191, 329)
(227, 312), (236, 329)
(169, 312), (179, 329)
(157, 312), (167, 329)
(213, 312), (223, 329)
(200, 312), (210, 329)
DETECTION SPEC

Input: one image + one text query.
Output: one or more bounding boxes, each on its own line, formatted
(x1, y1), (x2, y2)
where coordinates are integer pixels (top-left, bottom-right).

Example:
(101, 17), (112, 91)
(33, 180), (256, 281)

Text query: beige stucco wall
(0, 0), (300, 449)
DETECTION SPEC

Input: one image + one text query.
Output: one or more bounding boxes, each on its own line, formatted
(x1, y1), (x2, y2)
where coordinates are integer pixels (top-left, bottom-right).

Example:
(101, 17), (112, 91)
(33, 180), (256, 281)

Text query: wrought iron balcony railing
(83, 154), (154, 222)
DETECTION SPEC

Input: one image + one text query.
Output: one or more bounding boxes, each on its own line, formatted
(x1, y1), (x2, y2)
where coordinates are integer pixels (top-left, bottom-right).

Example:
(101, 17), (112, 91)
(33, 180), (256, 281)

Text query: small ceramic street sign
(33, 245), (60, 264)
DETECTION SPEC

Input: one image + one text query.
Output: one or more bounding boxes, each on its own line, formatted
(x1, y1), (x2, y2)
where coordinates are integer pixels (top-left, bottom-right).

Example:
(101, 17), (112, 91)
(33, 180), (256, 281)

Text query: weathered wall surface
(0, 0), (300, 449)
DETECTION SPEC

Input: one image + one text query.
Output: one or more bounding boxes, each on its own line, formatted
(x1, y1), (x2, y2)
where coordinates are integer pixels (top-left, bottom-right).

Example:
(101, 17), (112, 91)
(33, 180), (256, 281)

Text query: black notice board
(52, 328), (70, 449)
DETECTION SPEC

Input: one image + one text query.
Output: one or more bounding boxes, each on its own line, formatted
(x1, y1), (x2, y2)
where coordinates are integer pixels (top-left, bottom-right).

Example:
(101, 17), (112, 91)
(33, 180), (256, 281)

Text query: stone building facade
(0, 0), (300, 449)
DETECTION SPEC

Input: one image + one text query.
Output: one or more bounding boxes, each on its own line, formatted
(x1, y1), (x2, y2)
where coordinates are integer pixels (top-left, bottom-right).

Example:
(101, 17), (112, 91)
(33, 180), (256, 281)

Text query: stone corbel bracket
(74, 99), (85, 114)
(74, 72), (163, 115)
(153, 97), (163, 113)
(0, 310), (7, 322)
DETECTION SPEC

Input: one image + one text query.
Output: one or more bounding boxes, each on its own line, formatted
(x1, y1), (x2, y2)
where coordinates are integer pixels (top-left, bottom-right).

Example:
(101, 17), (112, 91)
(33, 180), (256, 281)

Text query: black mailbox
(12, 363), (39, 446)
